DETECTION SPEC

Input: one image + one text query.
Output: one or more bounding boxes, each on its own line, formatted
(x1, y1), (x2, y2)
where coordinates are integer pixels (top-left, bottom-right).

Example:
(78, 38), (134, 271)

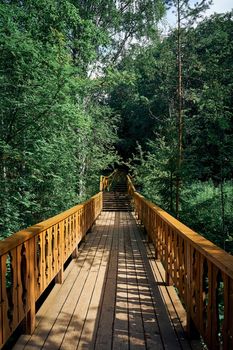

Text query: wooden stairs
(102, 180), (133, 212)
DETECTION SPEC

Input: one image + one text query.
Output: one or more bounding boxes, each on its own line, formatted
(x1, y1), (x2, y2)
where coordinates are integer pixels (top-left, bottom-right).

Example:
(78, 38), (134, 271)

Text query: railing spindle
(127, 175), (233, 349)
(0, 192), (102, 349)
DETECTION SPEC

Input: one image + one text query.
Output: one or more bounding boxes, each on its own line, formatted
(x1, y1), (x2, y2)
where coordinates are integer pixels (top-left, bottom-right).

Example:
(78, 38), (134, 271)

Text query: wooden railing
(99, 169), (118, 191)
(127, 176), (233, 350)
(0, 192), (102, 349)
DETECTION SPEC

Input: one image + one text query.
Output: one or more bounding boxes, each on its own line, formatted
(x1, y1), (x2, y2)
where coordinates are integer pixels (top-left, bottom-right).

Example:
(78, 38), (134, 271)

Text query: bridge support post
(72, 246), (78, 259)
(55, 267), (64, 284)
(165, 271), (173, 286)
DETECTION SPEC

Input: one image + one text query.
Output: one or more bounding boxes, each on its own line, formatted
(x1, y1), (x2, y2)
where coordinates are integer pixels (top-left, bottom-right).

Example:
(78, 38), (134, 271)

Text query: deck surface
(14, 211), (196, 350)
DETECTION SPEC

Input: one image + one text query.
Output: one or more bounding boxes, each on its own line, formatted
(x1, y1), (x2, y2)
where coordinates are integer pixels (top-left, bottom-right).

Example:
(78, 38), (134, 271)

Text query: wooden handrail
(100, 169), (117, 191)
(0, 192), (102, 349)
(127, 175), (233, 350)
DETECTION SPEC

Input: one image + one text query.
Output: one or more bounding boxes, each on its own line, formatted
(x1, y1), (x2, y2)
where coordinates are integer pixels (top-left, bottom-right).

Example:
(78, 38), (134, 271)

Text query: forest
(0, 1), (232, 253)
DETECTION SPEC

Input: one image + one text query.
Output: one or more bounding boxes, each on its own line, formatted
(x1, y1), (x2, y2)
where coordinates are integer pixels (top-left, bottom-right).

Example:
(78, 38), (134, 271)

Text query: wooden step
(103, 191), (132, 211)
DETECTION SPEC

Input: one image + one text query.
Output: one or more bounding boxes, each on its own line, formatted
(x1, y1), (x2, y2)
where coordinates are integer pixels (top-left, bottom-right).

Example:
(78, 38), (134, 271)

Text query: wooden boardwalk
(13, 211), (196, 350)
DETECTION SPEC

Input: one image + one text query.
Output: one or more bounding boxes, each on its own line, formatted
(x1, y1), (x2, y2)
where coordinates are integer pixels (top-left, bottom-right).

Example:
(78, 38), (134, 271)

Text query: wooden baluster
(56, 221), (64, 284)
(78, 210), (81, 242)
(185, 242), (193, 337)
(67, 216), (71, 256)
(73, 213), (77, 246)
(1, 254), (8, 343)
(51, 226), (56, 274)
(81, 208), (85, 240)
(168, 227), (173, 284)
(63, 218), (67, 261)
(216, 270), (224, 349)
(174, 232), (179, 288)
(45, 228), (52, 284)
(17, 242), (28, 323)
(186, 242), (195, 337)
(222, 276), (233, 350)
(71, 214), (78, 259)
(56, 222), (61, 273)
(165, 224), (173, 286)
(25, 237), (36, 334)
(169, 229), (174, 280)
(199, 256), (209, 341)
(2, 250), (18, 340)
(173, 232), (177, 283)
(160, 220), (164, 262)
(147, 208), (152, 242)
(70, 215), (74, 252)
(209, 267), (222, 350)
(154, 213), (158, 260)
(40, 231), (46, 293)
(179, 238), (185, 300)
(71, 215), (74, 250)
(157, 216), (161, 259)
(35, 235), (41, 299)
(12, 249), (18, 332)
(192, 249), (200, 328)
(151, 210), (156, 246)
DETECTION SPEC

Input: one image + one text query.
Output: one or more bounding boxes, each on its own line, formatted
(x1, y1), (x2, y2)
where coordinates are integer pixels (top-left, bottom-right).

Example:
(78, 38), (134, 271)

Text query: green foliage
(1, 0), (232, 258)
(1, 0), (166, 239)
(0, 0), (120, 239)
(180, 181), (233, 249)
(115, 12), (233, 252)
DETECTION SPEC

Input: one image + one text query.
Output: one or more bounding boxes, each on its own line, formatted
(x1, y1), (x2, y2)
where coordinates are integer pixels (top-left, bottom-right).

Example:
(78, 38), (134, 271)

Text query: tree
(0, 1), (119, 238)
(165, 0), (212, 216)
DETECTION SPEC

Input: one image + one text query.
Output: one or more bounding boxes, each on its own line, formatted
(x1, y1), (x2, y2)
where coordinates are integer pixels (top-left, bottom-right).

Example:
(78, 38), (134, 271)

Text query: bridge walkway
(13, 211), (195, 350)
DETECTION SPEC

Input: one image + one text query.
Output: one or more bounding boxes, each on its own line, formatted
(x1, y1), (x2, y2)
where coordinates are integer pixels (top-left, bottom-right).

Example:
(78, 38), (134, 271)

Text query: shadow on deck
(13, 212), (200, 350)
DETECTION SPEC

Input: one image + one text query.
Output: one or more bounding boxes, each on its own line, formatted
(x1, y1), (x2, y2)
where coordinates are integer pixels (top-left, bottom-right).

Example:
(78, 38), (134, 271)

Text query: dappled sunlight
(11, 211), (194, 350)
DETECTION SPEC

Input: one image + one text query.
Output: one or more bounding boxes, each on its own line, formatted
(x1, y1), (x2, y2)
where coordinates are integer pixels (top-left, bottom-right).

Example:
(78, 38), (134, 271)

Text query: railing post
(72, 246), (78, 259)
(185, 241), (192, 335)
(154, 213), (158, 260)
(100, 176), (103, 191)
(26, 237), (36, 334)
(165, 272), (173, 286)
(185, 242), (199, 339)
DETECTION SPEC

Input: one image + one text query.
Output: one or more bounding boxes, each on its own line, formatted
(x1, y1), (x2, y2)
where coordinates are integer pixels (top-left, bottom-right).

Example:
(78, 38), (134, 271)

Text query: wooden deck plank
(145, 242), (202, 350)
(42, 214), (110, 350)
(76, 214), (113, 349)
(20, 216), (105, 350)
(13, 211), (194, 350)
(112, 212), (129, 350)
(94, 213), (118, 350)
(126, 213), (164, 350)
(128, 212), (184, 350)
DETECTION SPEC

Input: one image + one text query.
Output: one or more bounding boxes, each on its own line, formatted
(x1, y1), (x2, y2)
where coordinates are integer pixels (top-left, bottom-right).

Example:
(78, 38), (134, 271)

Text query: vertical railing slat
(0, 192), (102, 349)
(126, 175), (233, 350)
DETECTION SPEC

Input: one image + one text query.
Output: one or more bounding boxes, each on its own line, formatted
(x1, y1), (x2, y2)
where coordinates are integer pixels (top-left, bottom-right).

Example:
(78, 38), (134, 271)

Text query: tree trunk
(175, 0), (183, 218)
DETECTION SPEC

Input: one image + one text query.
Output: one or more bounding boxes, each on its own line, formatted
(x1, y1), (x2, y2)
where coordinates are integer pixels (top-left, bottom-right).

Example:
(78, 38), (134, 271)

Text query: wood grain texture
(128, 176), (233, 349)
(13, 211), (191, 350)
(0, 192), (102, 349)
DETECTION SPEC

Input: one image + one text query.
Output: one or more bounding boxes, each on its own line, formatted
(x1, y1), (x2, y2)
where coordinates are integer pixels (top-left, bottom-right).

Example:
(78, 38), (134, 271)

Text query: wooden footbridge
(0, 171), (233, 349)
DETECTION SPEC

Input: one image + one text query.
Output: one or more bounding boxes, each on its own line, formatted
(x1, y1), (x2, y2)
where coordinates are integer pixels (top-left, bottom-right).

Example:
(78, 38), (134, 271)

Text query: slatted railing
(0, 192), (102, 349)
(99, 169), (118, 191)
(127, 175), (233, 350)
